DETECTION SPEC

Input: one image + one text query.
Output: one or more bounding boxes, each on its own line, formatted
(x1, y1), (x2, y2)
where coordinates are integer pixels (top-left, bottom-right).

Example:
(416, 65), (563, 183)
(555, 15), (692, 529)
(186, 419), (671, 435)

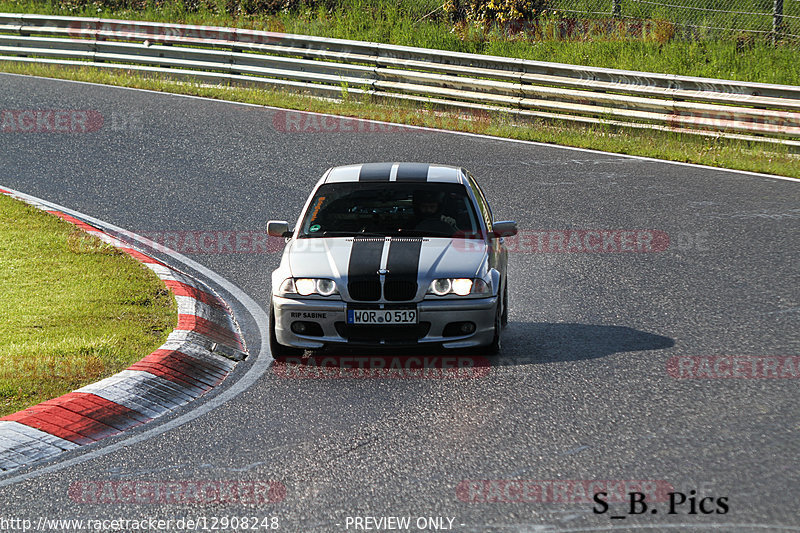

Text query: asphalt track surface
(0, 73), (798, 532)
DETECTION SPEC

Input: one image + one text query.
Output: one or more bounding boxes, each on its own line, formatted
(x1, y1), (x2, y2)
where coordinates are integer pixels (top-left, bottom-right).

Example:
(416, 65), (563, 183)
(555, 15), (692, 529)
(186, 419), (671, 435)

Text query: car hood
(287, 237), (488, 297)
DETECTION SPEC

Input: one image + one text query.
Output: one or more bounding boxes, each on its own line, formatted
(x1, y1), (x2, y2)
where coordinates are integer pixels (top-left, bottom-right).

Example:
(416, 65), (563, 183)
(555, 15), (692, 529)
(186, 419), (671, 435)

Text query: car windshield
(297, 182), (483, 238)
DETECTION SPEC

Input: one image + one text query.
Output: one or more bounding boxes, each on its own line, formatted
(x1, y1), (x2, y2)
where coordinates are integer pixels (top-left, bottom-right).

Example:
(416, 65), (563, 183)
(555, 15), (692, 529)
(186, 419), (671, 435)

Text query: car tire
(486, 294), (503, 355)
(269, 304), (304, 358)
(500, 280), (508, 328)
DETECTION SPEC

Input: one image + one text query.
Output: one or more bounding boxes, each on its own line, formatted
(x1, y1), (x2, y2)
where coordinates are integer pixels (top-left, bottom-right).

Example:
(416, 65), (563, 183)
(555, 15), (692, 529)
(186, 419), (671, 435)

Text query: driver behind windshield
(412, 190), (458, 235)
(300, 183), (473, 238)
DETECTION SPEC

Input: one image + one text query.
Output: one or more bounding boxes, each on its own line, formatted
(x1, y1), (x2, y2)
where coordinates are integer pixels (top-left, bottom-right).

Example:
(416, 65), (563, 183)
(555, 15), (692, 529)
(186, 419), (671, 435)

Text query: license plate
(347, 308), (418, 325)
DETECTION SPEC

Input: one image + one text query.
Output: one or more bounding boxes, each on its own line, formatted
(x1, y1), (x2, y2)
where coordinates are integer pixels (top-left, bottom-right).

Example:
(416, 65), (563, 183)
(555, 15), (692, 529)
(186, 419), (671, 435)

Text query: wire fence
(542, 0), (800, 42)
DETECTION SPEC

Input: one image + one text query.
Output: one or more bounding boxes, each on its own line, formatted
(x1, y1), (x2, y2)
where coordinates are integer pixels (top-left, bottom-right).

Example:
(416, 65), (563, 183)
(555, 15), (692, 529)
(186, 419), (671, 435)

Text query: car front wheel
(501, 280), (508, 327)
(486, 293), (503, 355)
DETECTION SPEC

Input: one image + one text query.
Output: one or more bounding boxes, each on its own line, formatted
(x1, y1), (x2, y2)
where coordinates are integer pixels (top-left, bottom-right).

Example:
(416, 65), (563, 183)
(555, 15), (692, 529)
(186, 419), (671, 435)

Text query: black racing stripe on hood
(384, 239), (423, 301)
(347, 238), (384, 301)
(358, 162), (394, 181)
(396, 163), (430, 181)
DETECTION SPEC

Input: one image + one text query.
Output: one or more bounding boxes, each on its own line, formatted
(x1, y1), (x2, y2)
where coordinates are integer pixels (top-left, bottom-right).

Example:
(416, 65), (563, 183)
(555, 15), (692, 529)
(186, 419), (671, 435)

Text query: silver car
(267, 163), (517, 356)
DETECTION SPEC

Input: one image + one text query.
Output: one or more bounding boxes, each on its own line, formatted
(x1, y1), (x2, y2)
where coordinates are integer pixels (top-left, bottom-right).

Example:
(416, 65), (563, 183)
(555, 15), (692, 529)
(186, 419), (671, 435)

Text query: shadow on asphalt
(273, 322), (674, 368)
(492, 321), (675, 366)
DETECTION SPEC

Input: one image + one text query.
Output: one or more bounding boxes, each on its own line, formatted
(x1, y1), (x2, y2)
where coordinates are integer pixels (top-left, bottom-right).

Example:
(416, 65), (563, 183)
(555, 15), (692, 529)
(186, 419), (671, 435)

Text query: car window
(298, 182), (482, 239)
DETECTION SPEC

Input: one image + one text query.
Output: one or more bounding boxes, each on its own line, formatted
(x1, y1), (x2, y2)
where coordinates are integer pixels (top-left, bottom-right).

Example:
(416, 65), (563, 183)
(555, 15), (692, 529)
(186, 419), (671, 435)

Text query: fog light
(443, 321), (476, 337)
(291, 321), (324, 336)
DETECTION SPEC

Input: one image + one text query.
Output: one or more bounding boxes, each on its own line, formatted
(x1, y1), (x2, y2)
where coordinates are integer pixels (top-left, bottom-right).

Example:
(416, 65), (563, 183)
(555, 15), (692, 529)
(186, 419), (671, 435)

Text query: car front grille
(348, 280), (381, 301)
(383, 280), (418, 301)
(347, 279), (417, 302)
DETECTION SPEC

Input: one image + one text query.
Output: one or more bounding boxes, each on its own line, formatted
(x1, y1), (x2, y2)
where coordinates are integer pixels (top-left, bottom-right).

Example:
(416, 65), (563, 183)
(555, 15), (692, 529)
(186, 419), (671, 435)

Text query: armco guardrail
(1, 13), (799, 147)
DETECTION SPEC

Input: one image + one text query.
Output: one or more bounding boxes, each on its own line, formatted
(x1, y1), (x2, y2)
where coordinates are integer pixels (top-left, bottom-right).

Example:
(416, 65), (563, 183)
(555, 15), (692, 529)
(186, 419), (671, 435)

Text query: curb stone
(0, 188), (247, 474)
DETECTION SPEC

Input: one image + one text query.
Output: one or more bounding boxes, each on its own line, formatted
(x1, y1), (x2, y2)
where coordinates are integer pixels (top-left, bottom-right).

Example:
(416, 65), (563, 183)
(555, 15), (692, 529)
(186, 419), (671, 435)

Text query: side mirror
(493, 221), (518, 238)
(267, 220), (291, 238)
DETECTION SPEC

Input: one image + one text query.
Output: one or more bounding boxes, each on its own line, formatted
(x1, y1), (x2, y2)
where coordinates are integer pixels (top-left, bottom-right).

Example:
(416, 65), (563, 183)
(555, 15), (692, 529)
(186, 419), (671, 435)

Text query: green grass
(1, 61), (797, 179)
(0, 194), (176, 417)
(1, 0), (798, 84)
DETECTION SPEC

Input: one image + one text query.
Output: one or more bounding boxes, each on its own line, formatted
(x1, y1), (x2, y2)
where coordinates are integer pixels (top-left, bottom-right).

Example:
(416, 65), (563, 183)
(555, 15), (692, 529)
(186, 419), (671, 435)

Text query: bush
(444, 0), (549, 24)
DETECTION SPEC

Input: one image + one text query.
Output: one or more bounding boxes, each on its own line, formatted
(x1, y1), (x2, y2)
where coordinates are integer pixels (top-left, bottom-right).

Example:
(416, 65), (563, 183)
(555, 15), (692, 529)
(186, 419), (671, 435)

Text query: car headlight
(427, 278), (489, 297)
(430, 278), (452, 296)
(278, 278), (339, 297)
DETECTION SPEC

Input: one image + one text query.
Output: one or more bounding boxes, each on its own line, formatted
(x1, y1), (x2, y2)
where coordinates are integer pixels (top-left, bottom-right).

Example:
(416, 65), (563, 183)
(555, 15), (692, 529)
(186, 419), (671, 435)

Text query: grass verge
(1, 62), (798, 179)
(0, 193), (176, 417)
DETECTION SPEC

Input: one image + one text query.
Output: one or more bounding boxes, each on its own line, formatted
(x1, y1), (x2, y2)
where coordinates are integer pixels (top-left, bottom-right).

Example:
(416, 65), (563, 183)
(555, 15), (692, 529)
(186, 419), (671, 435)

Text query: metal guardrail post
(613, 0), (622, 19)
(773, 0), (784, 45)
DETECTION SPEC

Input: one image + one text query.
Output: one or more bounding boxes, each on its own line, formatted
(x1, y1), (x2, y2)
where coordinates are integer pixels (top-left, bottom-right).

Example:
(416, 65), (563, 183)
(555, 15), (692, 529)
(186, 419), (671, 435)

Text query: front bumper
(272, 295), (497, 349)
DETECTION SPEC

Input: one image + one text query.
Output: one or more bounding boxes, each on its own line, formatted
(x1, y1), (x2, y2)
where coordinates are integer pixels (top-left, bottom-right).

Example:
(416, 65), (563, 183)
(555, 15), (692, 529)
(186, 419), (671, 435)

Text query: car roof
(322, 163), (466, 184)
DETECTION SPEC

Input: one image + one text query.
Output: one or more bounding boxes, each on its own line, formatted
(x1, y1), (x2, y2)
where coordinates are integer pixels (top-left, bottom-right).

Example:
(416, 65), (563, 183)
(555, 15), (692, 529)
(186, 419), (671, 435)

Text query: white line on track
(1, 72), (798, 184)
(0, 186), (271, 488)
